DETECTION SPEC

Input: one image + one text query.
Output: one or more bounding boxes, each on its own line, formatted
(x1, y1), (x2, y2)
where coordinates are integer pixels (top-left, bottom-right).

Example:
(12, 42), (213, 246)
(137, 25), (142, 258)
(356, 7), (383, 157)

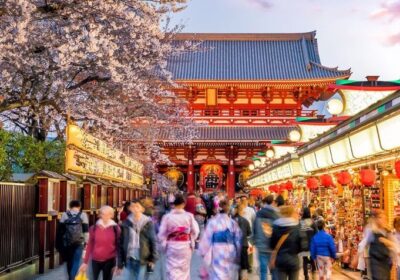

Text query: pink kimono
(158, 209), (200, 280)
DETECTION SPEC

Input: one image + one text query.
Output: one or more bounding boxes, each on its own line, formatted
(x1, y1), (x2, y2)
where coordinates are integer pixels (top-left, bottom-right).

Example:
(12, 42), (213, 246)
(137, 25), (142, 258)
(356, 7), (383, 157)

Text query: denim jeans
(126, 258), (147, 280)
(65, 245), (83, 280)
(258, 252), (278, 280)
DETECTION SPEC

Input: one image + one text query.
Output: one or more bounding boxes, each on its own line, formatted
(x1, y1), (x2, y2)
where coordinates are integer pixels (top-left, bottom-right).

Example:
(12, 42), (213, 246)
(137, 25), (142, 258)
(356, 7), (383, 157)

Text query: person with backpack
(253, 195), (280, 280)
(199, 200), (242, 279)
(57, 200), (89, 280)
(299, 207), (317, 280)
(310, 219), (336, 280)
(79, 205), (120, 280)
(270, 206), (302, 280)
(117, 199), (158, 279)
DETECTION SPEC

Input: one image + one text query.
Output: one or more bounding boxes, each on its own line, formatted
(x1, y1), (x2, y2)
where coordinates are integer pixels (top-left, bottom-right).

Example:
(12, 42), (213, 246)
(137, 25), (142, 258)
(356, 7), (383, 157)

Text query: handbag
(75, 272), (88, 280)
(269, 233), (290, 270)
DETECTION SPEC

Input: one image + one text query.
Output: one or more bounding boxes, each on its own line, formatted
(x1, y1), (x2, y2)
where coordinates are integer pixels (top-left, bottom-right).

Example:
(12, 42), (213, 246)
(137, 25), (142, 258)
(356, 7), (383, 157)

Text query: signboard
(66, 123), (143, 186)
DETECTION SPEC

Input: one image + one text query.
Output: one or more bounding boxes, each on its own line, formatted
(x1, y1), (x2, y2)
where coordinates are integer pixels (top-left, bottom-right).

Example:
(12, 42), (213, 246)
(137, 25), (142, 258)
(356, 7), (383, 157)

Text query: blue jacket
(310, 230), (336, 260)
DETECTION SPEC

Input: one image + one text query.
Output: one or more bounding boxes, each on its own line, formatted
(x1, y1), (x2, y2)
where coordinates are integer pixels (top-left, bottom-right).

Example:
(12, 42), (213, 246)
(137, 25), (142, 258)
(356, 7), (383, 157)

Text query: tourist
(240, 196), (256, 273)
(184, 192), (197, 215)
(310, 219), (336, 280)
(158, 194), (199, 280)
(79, 205), (120, 280)
(117, 199), (158, 279)
(393, 216), (400, 280)
(119, 201), (131, 223)
(57, 200), (89, 280)
(275, 195), (285, 208)
(299, 207), (317, 280)
(253, 195), (279, 280)
(234, 203), (252, 280)
(194, 195), (207, 238)
(270, 205), (302, 280)
(367, 210), (397, 280)
(199, 200), (242, 279)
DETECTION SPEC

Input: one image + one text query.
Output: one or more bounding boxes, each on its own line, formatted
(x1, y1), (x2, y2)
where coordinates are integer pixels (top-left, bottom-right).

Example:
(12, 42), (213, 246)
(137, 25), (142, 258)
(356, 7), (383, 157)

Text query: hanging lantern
(360, 169), (376, 187)
(395, 161), (400, 179)
(285, 180), (294, 191)
(279, 183), (286, 193)
(336, 171), (352, 185)
(307, 178), (319, 190)
(320, 174), (333, 188)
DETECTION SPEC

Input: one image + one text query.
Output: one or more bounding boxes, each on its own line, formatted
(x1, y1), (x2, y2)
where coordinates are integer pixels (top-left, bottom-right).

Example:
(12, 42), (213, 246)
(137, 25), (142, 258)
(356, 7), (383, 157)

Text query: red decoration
(360, 169), (376, 187)
(336, 171), (352, 185)
(395, 161), (400, 179)
(307, 178), (319, 190)
(320, 174), (333, 188)
(285, 180), (294, 191)
(269, 185), (278, 193)
(279, 183), (286, 193)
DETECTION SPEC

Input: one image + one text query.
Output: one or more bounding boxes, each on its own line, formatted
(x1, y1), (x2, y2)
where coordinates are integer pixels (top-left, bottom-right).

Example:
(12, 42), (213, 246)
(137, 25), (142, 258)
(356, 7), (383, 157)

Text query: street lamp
(327, 98), (344, 115)
(289, 129), (301, 142)
(249, 164), (255, 171)
(266, 148), (275, 159)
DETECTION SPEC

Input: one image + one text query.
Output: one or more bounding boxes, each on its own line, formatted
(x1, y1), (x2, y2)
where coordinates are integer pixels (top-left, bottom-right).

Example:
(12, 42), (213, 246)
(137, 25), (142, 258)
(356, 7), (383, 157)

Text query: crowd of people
(55, 191), (400, 280)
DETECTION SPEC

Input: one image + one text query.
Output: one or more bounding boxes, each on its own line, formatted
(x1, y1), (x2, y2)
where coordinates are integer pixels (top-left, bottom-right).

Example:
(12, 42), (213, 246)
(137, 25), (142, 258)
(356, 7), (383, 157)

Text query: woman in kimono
(199, 200), (242, 280)
(158, 194), (200, 280)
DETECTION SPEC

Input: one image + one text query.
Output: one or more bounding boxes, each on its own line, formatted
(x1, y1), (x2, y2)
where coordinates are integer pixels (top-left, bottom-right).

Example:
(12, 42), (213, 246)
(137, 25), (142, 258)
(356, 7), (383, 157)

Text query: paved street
(32, 252), (359, 280)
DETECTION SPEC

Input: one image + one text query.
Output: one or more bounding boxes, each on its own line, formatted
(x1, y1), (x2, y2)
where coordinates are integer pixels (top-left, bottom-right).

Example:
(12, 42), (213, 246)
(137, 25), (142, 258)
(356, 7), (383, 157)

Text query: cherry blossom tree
(0, 0), (197, 163)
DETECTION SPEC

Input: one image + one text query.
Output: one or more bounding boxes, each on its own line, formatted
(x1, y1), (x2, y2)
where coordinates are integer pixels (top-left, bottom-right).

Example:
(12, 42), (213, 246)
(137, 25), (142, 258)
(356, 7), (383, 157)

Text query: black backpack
(299, 219), (314, 251)
(63, 211), (83, 247)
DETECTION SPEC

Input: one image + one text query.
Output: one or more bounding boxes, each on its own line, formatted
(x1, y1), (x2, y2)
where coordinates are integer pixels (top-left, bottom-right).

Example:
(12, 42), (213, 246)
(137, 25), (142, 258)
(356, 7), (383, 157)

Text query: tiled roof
(159, 126), (295, 141)
(167, 32), (351, 81)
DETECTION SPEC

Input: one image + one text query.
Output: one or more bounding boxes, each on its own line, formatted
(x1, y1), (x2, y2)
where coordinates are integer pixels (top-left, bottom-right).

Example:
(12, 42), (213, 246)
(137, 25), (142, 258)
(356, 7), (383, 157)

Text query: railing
(0, 183), (38, 273)
(191, 108), (317, 118)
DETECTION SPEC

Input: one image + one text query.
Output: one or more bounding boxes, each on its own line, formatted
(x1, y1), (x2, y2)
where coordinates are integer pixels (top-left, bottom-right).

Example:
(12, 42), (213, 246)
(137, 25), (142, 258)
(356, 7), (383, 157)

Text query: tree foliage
(0, 0), (196, 164)
(0, 130), (65, 181)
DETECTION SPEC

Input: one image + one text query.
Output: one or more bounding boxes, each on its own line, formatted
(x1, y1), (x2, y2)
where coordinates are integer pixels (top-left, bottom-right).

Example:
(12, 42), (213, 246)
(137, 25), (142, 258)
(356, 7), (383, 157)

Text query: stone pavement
(32, 252), (360, 280)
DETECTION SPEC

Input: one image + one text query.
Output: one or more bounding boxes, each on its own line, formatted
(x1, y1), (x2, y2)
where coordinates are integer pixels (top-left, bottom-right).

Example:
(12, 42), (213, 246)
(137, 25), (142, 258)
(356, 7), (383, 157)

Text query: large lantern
(320, 174), (333, 188)
(360, 169), (376, 187)
(307, 178), (319, 190)
(395, 161), (400, 179)
(336, 171), (352, 185)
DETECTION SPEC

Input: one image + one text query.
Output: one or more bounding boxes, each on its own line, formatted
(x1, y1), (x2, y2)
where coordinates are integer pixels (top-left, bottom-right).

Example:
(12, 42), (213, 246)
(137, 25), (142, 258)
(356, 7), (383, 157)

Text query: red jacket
(84, 223), (121, 263)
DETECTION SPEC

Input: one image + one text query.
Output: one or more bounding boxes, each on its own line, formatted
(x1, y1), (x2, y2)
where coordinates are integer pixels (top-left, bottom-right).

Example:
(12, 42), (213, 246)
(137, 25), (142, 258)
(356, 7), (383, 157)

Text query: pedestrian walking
(393, 216), (400, 280)
(117, 199), (158, 280)
(253, 195), (279, 280)
(310, 219), (336, 280)
(364, 210), (397, 280)
(158, 194), (200, 280)
(299, 207), (317, 280)
(194, 196), (207, 238)
(240, 196), (256, 273)
(119, 201), (131, 223)
(79, 205), (120, 280)
(56, 200), (89, 280)
(270, 205), (302, 280)
(199, 200), (242, 280)
(234, 203), (252, 280)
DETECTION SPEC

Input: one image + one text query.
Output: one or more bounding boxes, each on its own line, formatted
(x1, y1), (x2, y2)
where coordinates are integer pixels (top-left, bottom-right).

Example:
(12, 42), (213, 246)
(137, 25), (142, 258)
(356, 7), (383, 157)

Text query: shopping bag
(75, 271), (89, 280)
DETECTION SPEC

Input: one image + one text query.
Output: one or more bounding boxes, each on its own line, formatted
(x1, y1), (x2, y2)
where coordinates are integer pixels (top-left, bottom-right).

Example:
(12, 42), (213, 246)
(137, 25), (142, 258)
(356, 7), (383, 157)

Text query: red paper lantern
(360, 169), (376, 187)
(395, 161), (400, 179)
(285, 180), (294, 191)
(307, 178), (319, 190)
(269, 185), (278, 193)
(336, 171), (352, 185)
(320, 174), (333, 188)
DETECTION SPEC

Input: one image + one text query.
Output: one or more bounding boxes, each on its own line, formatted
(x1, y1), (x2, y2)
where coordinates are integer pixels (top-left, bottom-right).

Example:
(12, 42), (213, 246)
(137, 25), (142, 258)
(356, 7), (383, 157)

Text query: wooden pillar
(48, 215), (57, 269)
(97, 185), (102, 209)
(107, 187), (113, 206)
(37, 177), (48, 274)
(227, 145), (237, 199)
(187, 146), (195, 194)
(59, 180), (67, 212)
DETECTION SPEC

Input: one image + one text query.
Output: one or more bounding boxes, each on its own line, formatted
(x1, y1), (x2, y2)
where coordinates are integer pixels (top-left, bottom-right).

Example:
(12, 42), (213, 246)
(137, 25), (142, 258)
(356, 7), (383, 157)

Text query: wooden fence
(0, 182), (38, 273)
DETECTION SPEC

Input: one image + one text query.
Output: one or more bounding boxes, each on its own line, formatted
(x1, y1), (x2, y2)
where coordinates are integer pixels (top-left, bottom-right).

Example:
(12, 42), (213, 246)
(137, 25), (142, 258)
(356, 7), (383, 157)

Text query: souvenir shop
(248, 92), (400, 270)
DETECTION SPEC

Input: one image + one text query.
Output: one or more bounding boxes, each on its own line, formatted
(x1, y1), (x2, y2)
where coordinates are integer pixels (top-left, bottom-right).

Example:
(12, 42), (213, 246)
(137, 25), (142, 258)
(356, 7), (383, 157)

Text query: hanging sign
(66, 123), (143, 185)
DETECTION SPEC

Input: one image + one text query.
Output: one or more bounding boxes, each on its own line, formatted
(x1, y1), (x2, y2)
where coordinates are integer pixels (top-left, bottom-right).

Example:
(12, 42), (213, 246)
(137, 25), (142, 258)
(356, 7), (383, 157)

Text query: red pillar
(187, 146), (195, 194)
(227, 146), (236, 199)
(59, 180), (67, 212)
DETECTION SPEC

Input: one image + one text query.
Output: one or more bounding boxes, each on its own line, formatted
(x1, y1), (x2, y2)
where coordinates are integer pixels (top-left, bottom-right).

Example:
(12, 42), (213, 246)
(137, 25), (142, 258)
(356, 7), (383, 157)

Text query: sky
(170, 0), (400, 80)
